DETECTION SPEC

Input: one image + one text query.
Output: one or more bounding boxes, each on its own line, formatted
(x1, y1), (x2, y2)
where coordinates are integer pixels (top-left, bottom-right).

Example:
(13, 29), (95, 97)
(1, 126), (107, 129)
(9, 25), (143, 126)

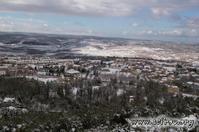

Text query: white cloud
(0, 17), (48, 33)
(0, 0), (138, 16)
(187, 18), (199, 28)
(151, 7), (171, 17)
(43, 23), (48, 27)
(0, 0), (198, 17)
(131, 23), (139, 27)
(0, 16), (97, 36)
(137, 28), (199, 38)
(139, 30), (154, 35)
(159, 29), (182, 36)
(122, 30), (129, 35)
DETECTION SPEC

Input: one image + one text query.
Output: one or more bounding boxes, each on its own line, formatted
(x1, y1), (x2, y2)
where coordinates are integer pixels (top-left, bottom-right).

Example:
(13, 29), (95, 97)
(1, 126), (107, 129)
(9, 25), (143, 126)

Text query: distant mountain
(0, 32), (198, 62)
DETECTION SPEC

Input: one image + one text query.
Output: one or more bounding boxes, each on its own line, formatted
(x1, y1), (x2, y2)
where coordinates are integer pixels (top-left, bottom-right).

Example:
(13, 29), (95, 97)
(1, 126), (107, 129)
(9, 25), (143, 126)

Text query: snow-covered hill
(0, 32), (198, 62)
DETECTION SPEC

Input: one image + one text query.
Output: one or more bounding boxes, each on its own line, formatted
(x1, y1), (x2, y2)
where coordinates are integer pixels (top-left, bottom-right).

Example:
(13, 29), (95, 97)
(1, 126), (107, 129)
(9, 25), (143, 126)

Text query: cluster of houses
(0, 56), (198, 99)
(0, 56), (199, 131)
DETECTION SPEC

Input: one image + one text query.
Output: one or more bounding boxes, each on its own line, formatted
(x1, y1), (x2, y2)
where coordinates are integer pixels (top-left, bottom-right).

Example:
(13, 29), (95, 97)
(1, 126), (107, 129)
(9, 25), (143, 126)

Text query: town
(0, 0), (199, 131)
(0, 55), (198, 131)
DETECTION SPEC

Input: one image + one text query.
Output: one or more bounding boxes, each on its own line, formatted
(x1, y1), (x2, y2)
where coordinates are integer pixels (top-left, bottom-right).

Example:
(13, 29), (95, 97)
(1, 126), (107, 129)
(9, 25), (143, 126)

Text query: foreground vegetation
(0, 77), (198, 131)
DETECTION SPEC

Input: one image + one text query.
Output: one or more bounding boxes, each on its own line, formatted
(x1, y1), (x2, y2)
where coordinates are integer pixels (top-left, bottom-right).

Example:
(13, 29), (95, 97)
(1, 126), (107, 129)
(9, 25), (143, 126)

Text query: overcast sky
(0, 0), (199, 42)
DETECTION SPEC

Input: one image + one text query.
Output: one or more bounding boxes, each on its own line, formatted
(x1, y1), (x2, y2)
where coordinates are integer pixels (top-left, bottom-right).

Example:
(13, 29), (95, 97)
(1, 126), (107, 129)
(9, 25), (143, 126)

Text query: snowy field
(72, 40), (199, 61)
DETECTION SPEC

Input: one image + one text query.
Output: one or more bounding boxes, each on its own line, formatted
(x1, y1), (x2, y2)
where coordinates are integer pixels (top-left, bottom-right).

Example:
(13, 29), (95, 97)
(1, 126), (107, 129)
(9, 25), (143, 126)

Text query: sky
(0, 0), (199, 42)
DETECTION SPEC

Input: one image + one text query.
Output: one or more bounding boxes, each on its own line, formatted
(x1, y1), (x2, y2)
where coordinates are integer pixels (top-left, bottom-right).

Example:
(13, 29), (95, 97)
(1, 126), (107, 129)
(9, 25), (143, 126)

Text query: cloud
(151, 7), (171, 17)
(0, 0), (198, 17)
(0, 16), (50, 33)
(0, 0), (199, 17)
(159, 29), (183, 36)
(0, 0), (198, 41)
(187, 17), (199, 28)
(131, 23), (139, 27)
(136, 30), (152, 36)
(0, 0), (137, 16)
(137, 27), (199, 38)
(151, 0), (199, 19)
(0, 16), (97, 36)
